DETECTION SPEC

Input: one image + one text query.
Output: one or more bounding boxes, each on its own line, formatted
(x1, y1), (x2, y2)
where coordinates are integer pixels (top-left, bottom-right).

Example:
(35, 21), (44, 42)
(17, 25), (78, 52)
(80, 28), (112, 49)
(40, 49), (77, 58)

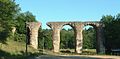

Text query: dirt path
(29, 55), (120, 59)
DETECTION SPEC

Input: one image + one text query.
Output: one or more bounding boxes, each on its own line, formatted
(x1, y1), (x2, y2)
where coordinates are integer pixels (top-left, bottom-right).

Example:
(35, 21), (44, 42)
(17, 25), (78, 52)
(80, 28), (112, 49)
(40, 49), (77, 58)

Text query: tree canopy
(0, 0), (37, 42)
(101, 14), (120, 54)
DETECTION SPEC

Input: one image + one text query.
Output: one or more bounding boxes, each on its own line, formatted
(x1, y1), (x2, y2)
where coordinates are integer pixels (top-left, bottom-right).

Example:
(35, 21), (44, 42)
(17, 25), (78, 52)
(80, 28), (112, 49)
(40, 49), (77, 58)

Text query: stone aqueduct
(26, 21), (105, 54)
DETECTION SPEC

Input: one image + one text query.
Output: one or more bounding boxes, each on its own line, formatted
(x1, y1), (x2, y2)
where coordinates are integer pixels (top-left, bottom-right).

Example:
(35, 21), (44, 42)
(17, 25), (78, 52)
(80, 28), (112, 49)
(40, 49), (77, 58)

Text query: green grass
(37, 49), (97, 56)
(0, 40), (39, 59)
(59, 49), (96, 55)
(0, 40), (98, 59)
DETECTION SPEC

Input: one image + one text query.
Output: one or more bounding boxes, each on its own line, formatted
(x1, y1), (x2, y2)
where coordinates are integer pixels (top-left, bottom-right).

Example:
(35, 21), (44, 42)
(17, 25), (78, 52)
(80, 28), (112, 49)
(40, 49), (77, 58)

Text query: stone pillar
(75, 24), (83, 53)
(96, 25), (105, 54)
(26, 22), (41, 49)
(52, 28), (61, 52)
(47, 23), (61, 53)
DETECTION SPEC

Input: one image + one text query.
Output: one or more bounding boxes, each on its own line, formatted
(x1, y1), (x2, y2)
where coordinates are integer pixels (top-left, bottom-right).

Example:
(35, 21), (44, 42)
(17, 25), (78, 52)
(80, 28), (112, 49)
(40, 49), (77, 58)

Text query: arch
(83, 22), (99, 30)
(82, 24), (97, 53)
(60, 24), (75, 52)
(47, 21), (105, 54)
(61, 23), (75, 30)
(82, 22), (105, 54)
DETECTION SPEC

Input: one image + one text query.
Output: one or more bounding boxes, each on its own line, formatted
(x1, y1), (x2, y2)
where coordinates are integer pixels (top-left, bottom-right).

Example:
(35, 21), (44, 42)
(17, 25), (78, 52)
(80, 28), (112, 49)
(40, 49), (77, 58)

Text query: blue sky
(15, 0), (120, 29)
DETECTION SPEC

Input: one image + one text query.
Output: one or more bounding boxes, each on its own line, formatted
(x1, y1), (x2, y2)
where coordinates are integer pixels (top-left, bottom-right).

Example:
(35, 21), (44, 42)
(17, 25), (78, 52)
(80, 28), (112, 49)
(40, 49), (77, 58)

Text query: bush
(14, 33), (26, 42)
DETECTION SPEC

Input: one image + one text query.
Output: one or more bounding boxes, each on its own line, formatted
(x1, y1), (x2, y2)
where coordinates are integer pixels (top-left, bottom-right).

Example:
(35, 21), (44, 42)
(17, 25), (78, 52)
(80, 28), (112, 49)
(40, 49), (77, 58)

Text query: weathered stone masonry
(26, 22), (41, 49)
(26, 21), (105, 54)
(47, 21), (105, 54)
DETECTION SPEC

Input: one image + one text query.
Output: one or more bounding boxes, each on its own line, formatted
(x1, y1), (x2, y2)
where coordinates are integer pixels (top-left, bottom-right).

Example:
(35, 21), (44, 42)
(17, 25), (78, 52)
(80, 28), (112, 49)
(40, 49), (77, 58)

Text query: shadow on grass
(60, 50), (96, 55)
(60, 50), (72, 53)
(0, 49), (116, 59)
(0, 50), (25, 59)
(0, 50), (46, 59)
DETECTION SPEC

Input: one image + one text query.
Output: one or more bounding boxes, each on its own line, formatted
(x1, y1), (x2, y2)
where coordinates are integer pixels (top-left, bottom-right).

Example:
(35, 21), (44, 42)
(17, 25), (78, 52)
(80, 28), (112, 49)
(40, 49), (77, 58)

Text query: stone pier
(26, 22), (41, 49)
(74, 23), (84, 53)
(96, 24), (105, 54)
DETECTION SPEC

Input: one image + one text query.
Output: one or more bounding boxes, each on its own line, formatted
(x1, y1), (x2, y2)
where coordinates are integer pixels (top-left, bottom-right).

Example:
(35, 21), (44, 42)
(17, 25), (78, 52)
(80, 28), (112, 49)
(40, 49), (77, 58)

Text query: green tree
(14, 11), (37, 41)
(0, 0), (20, 42)
(101, 14), (120, 54)
(83, 27), (96, 49)
(60, 29), (75, 49)
(38, 29), (52, 49)
(15, 11), (37, 34)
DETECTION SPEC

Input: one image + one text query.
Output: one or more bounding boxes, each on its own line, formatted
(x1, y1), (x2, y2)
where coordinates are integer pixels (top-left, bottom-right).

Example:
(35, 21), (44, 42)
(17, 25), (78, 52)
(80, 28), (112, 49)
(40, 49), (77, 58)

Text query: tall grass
(0, 40), (38, 59)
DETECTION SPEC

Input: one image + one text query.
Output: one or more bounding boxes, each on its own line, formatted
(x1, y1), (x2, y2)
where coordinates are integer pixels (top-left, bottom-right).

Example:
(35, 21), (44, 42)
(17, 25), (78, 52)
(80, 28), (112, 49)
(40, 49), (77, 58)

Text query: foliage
(101, 14), (120, 54)
(14, 11), (37, 42)
(0, 40), (38, 59)
(14, 33), (26, 42)
(60, 29), (75, 49)
(38, 29), (52, 49)
(0, 0), (37, 43)
(0, 0), (20, 43)
(38, 28), (96, 49)
(83, 28), (96, 49)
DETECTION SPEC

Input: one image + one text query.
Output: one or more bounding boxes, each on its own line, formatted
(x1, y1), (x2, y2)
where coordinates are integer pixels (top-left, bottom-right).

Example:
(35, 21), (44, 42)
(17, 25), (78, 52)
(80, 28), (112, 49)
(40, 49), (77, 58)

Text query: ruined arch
(61, 23), (75, 30)
(84, 22), (104, 53)
(82, 25), (95, 49)
(60, 24), (75, 50)
(47, 21), (105, 54)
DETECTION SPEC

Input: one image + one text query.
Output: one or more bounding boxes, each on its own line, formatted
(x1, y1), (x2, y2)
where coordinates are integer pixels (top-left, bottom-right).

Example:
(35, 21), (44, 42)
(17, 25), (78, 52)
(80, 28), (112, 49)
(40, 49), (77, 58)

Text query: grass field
(40, 49), (97, 56)
(0, 40), (38, 59)
(1, 40), (118, 59)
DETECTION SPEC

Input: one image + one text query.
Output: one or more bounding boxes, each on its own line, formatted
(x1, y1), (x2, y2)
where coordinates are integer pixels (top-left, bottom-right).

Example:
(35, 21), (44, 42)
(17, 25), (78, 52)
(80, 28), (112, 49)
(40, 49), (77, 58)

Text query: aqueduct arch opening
(60, 24), (75, 51)
(25, 21), (105, 54)
(82, 25), (95, 49)
(47, 21), (105, 54)
(82, 22), (104, 54)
